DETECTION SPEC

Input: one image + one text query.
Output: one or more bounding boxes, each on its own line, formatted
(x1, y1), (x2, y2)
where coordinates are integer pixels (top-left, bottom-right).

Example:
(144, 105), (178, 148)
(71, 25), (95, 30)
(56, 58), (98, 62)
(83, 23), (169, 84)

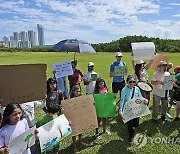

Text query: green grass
(0, 52), (179, 154)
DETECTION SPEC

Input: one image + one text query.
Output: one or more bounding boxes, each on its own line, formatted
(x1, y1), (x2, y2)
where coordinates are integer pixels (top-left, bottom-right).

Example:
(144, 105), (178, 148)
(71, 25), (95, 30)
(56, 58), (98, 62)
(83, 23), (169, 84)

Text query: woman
(119, 75), (143, 142)
(68, 60), (83, 91)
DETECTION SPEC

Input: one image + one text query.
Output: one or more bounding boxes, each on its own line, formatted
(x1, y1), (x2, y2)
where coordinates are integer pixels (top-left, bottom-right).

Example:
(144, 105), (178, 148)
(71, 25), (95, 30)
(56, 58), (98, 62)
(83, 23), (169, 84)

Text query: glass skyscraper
(37, 24), (44, 46)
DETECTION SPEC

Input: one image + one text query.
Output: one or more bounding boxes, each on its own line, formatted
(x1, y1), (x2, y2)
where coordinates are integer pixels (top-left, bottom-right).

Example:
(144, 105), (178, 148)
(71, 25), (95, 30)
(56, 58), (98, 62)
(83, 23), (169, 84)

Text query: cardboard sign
(131, 42), (155, 60)
(38, 114), (72, 153)
(114, 66), (127, 76)
(93, 93), (116, 118)
(9, 126), (36, 154)
(0, 64), (46, 106)
(53, 61), (73, 78)
(163, 75), (175, 90)
(150, 54), (169, 70)
(122, 97), (151, 123)
(91, 73), (98, 81)
(61, 95), (98, 136)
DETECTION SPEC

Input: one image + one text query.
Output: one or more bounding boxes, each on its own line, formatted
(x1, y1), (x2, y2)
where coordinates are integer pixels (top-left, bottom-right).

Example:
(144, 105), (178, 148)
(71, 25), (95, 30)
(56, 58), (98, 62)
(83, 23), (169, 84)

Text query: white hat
(158, 61), (167, 66)
(137, 60), (146, 64)
(115, 52), (123, 57)
(88, 62), (94, 67)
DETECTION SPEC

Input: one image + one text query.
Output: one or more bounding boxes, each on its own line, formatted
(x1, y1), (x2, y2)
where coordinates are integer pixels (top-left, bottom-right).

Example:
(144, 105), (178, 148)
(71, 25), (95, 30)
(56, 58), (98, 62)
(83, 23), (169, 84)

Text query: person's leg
(161, 97), (168, 121)
(72, 136), (77, 153)
(152, 94), (161, 120)
(132, 117), (139, 128)
(119, 80), (125, 96)
(176, 101), (180, 118)
(127, 119), (135, 142)
(102, 118), (110, 134)
(95, 117), (101, 135)
(112, 82), (119, 93)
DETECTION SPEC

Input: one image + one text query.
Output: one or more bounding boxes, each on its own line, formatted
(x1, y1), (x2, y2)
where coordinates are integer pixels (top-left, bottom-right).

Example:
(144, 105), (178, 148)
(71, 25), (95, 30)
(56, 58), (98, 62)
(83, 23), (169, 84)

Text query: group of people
(0, 52), (179, 154)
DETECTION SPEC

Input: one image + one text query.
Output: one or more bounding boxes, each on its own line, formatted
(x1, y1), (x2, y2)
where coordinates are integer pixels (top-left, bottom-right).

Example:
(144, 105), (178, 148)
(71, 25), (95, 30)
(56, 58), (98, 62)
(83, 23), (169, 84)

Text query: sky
(0, 0), (180, 45)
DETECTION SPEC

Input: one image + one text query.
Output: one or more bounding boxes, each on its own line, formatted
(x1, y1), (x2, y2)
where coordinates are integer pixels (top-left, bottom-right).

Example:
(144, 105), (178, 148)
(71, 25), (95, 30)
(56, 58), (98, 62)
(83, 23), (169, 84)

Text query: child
(46, 77), (63, 115)
(37, 100), (61, 154)
(0, 103), (31, 154)
(94, 77), (110, 139)
(70, 85), (86, 154)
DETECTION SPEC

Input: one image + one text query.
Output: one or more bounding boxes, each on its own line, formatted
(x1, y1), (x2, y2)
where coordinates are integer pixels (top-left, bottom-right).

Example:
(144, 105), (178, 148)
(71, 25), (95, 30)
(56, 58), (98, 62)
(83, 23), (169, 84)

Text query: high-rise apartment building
(37, 24), (44, 46)
(28, 30), (37, 47)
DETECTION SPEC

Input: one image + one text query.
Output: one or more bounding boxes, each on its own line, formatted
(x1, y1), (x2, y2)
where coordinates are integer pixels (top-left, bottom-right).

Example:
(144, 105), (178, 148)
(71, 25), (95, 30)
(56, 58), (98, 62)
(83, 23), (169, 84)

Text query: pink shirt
(99, 87), (108, 94)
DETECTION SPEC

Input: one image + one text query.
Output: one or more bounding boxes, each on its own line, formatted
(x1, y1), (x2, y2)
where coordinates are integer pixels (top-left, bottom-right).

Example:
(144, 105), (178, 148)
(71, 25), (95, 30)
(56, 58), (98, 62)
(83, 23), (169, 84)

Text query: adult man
(151, 61), (170, 122)
(83, 62), (98, 94)
(109, 52), (127, 95)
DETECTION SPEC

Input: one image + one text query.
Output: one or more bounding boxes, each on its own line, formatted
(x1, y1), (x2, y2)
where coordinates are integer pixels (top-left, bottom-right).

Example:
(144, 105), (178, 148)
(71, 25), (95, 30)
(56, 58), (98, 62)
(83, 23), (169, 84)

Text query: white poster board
(163, 75), (175, 90)
(122, 97), (150, 123)
(114, 66), (127, 76)
(38, 114), (72, 153)
(131, 42), (155, 60)
(9, 126), (36, 154)
(53, 61), (73, 78)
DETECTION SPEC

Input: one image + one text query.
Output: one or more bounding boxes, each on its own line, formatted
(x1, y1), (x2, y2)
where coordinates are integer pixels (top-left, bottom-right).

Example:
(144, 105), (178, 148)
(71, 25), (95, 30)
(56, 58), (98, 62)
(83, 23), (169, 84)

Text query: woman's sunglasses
(128, 81), (136, 84)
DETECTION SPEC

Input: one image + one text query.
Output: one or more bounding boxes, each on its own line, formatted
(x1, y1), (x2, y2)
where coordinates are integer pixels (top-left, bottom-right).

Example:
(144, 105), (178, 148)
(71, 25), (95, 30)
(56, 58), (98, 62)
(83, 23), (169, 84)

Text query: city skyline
(0, 0), (179, 45)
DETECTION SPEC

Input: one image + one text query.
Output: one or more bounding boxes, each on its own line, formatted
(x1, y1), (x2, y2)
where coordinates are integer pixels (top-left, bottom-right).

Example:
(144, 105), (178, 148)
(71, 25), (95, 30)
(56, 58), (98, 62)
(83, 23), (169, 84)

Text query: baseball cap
(88, 62), (94, 67)
(115, 52), (123, 57)
(137, 60), (146, 65)
(158, 61), (167, 66)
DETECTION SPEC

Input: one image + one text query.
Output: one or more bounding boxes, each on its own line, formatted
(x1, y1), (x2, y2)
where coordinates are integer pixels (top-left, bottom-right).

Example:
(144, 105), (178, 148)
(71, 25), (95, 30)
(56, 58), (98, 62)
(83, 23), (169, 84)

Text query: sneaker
(102, 130), (111, 135)
(166, 113), (173, 119)
(161, 116), (168, 122)
(93, 133), (101, 139)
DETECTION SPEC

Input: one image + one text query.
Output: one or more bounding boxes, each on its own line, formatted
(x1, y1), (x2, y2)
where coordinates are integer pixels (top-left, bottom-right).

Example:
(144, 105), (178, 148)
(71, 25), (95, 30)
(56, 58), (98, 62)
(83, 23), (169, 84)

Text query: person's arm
(109, 64), (114, 77)
(132, 59), (135, 71)
(151, 73), (164, 85)
(119, 88), (126, 115)
(144, 59), (154, 70)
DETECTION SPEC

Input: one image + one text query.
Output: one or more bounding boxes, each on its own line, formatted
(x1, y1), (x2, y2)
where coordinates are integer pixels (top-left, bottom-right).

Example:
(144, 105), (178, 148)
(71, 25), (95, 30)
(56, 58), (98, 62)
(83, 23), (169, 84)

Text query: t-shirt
(0, 118), (31, 154)
(68, 69), (83, 86)
(99, 87), (108, 94)
(83, 71), (98, 94)
(151, 71), (170, 97)
(110, 61), (126, 82)
(38, 114), (58, 126)
(119, 86), (142, 115)
(175, 73), (180, 92)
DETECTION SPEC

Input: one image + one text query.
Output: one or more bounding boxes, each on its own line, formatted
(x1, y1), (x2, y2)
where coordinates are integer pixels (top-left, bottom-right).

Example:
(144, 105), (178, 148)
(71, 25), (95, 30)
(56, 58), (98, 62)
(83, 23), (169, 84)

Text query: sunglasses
(128, 81), (136, 84)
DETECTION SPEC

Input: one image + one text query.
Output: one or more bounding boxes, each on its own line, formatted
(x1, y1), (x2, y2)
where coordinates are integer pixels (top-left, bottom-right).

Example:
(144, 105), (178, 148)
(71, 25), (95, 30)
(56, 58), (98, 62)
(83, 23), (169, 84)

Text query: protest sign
(122, 97), (150, 123)
(38, 114), (72, 153)
(61, 95), (98, 136)
(131, 42), (155, 60)
(93, 93), (116, 118)
(0, 64), (46, 106)
(114, 66), (127, 76)
(9, 126), (36, 154)
(53, 61), (73, 78)
(162, 75), (175, 90)
(91, 73), (98, 81)
(150, 53), (169, 70)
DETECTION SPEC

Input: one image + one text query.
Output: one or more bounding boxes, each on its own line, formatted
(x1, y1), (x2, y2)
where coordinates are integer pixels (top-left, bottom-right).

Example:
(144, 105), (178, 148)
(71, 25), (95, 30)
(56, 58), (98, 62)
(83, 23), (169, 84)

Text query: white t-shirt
(83, 71), (98, 94)
(151, 71), (170, 97)
(0, 118), (31, 154)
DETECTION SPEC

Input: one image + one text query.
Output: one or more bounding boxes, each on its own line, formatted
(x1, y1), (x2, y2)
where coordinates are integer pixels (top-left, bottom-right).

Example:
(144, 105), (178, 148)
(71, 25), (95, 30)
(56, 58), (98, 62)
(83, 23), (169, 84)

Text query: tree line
(92, 35), (180, 53)
(0, 35), (179, 53)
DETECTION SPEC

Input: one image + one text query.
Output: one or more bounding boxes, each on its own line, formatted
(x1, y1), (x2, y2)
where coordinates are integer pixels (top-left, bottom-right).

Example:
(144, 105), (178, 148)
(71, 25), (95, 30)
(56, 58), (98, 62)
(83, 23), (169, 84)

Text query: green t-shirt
(38, 114), (58, 126)
(175, 73), (180, 81)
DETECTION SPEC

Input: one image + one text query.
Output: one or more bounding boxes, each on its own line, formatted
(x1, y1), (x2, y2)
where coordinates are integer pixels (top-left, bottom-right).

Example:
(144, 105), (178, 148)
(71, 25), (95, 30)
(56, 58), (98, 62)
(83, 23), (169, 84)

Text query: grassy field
(0, 52), (179, 154)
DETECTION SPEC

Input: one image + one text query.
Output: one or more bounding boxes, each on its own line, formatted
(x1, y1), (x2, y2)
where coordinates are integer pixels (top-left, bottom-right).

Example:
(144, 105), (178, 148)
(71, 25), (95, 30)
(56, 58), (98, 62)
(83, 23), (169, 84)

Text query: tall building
(19, 31), (28, 41)
(28, 30), (37, 47)
(37, 24), (44, 46)
(13, 32), (19, 41)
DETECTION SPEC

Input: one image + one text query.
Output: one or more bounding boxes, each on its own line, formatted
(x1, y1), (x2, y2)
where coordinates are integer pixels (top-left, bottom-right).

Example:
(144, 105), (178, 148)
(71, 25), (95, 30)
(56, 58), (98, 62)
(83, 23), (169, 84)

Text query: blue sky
(0, 0), (179, 45)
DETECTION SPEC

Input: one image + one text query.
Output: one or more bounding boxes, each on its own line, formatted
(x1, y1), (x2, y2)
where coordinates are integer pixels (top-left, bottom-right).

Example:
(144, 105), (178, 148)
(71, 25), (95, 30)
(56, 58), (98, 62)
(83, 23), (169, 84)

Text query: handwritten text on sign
(53, 61), (73, 78)
(122, 97), (150, 123)
(163, 75), (175, 90)
(131, 42), (155, 60)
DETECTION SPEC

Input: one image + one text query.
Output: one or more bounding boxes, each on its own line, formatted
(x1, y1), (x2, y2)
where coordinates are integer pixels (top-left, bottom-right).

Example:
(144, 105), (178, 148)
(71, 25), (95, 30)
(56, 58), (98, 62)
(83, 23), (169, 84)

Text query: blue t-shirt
(119, 86), (142, 115)
(110, 61), (126, 82)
